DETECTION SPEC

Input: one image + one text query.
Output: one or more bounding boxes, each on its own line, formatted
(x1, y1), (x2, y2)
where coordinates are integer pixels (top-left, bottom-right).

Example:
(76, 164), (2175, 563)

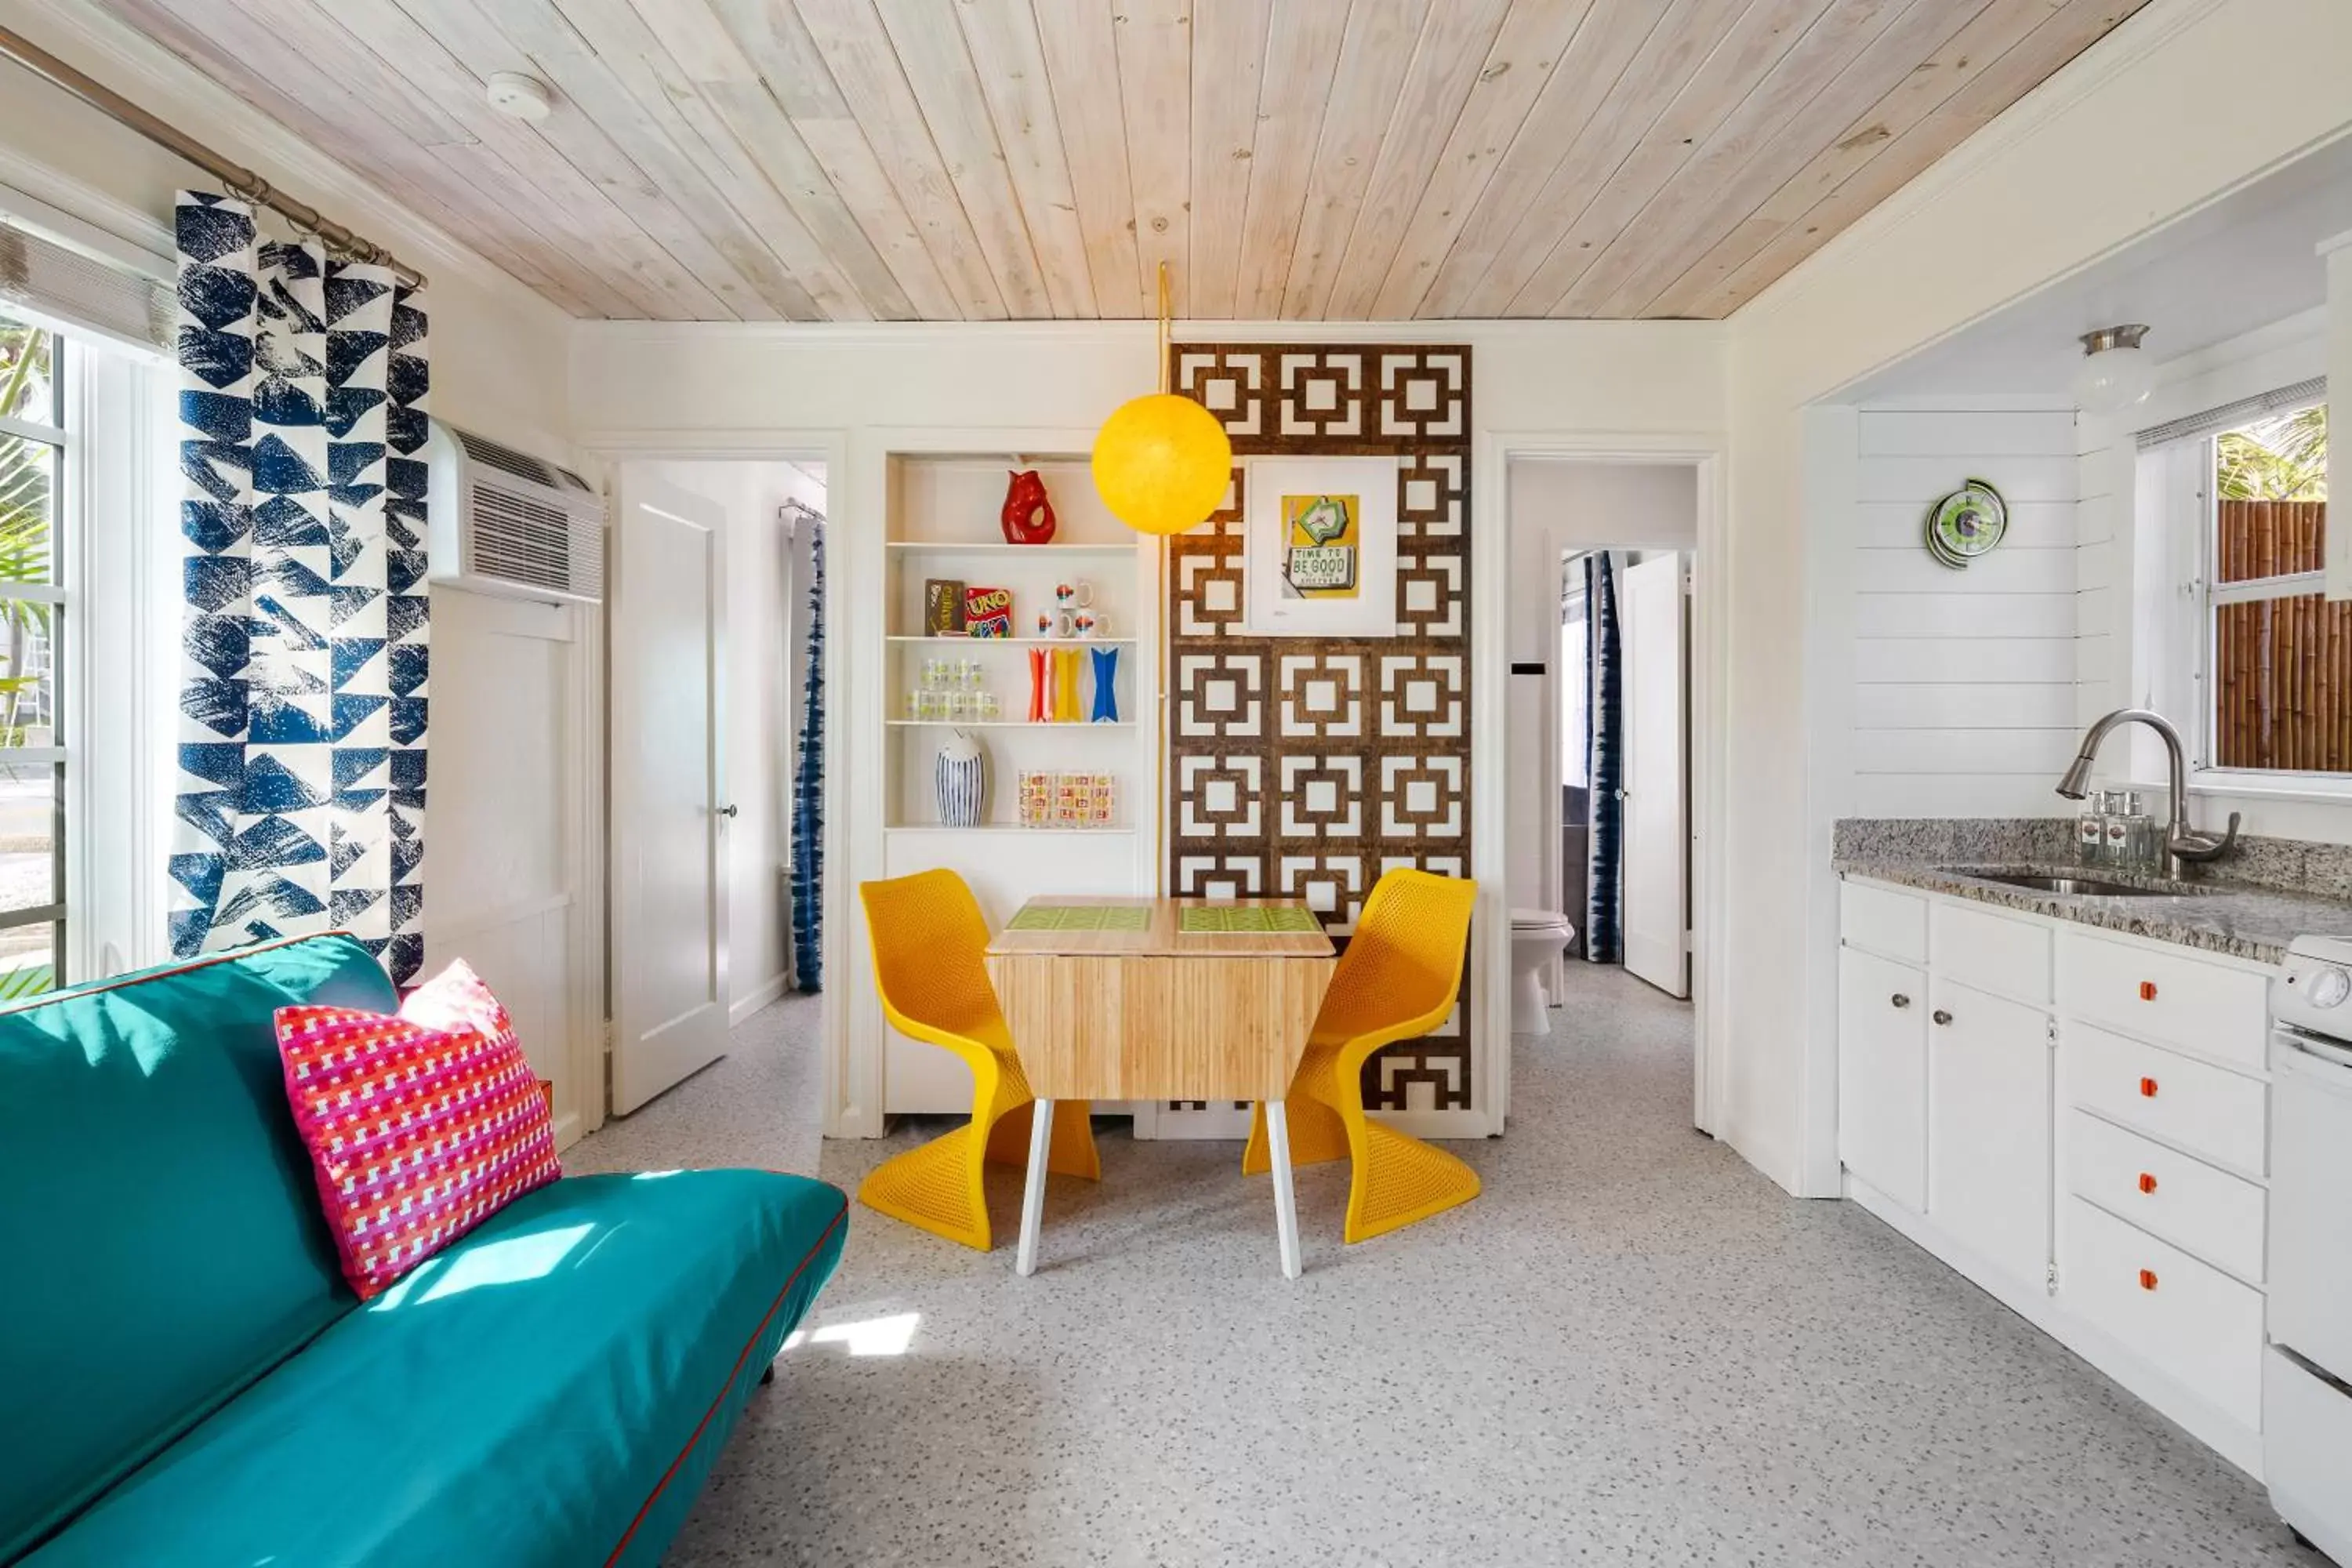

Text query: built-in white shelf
(880, 453), (1152, 1119)
(885, 720), (1134, 730)
(885, 541), (1134, 554)
(886, 635), (1138, 646)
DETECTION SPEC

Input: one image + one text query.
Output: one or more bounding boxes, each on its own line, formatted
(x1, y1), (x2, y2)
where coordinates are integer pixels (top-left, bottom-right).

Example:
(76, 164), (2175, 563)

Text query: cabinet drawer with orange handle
(2063, 1196), (2263, 1430)
(2058, 930), (2267, 1072)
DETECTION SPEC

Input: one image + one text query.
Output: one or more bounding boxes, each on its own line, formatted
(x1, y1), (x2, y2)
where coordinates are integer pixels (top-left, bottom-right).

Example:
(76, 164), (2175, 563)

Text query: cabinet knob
(1890, 993), (1911, 1009)
(1932, 1008), (1953, 1026)
(2140, 1076), (2159, 1098)
(2138, 1173), (2158, 1195)
(2139, 1269), (2159, 1291)
(2139, 980), (2158, 1002)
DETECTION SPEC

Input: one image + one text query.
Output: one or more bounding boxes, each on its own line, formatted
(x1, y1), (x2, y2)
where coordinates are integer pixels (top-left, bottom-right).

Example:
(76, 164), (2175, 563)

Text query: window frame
(2186, 392), (2339, 791)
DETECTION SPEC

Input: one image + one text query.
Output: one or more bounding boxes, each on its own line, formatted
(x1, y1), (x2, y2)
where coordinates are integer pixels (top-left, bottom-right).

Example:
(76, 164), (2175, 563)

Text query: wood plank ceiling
(90, 0), (2150, 321)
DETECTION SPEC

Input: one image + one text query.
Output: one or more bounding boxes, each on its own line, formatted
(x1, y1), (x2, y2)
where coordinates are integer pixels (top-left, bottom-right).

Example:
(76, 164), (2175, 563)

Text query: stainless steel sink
(1959, 872), (2181, 898)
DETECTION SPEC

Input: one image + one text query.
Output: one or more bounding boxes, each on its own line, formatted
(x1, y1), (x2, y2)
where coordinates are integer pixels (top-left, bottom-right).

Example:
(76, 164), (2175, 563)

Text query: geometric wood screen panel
(1167, 344), (1473, 1112)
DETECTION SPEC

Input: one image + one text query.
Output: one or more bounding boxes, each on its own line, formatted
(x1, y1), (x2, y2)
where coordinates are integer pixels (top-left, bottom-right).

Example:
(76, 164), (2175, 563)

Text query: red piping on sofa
(601, 1200), (850, 1567)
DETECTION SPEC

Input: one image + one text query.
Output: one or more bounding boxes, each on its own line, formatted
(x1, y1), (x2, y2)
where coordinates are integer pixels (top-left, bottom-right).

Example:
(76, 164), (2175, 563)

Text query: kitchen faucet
(2056, 708), (2239, 878)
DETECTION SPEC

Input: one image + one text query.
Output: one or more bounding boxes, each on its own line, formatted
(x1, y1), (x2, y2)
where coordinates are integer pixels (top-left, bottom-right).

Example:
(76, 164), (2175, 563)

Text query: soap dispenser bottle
(2129, 792), (2161, 875)
(2106, 792), (2139, 872)
(2077, 791), (2106, 866)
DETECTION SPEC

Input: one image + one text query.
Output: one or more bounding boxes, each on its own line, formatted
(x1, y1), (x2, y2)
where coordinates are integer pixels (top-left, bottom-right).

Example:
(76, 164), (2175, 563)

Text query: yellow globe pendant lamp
(1092, 263), (1232, 535)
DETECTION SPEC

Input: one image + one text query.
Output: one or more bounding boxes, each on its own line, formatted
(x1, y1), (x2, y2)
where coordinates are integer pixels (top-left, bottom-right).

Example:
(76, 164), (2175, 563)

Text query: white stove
(2266, 936), (2352, 1563)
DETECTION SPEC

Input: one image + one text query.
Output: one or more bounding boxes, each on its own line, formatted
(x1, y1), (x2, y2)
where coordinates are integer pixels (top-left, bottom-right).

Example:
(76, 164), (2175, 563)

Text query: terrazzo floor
(568, 968), (2316, 1568)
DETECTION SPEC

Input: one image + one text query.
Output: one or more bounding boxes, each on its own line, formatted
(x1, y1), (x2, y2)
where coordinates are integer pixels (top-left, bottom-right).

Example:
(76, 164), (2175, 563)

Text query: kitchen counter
(1835, 858), (2352, 965)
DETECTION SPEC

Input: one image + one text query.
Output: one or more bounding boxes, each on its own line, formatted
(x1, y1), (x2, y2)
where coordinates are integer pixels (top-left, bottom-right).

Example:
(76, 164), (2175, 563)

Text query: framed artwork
(1243, 456), (1399, 637)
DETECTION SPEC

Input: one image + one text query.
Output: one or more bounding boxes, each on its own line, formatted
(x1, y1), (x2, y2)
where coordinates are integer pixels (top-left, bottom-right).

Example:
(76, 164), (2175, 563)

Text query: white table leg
(1016, 1098), (1054, 1277)
(1265, 1100), (1301, 1280)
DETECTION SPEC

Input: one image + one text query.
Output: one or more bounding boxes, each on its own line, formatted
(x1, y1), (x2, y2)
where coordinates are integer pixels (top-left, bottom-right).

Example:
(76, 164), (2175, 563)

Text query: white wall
(1837, 405), (2081, 819)
(0, 7), (604, 1138)
(1503, 461), (1696, 920)
(1741, 0), (2352, 1197)
(648, 460), (827, 1022)
(572, 318), (1726, 1138)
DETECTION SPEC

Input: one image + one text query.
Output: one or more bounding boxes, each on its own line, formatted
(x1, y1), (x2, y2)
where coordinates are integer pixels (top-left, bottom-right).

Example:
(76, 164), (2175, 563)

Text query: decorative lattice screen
(1167, 343), (1473, 1113)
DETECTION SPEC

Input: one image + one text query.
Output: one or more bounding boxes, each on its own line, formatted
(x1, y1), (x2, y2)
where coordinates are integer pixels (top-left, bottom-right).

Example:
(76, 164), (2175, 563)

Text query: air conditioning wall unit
(426, 420), (605, 606)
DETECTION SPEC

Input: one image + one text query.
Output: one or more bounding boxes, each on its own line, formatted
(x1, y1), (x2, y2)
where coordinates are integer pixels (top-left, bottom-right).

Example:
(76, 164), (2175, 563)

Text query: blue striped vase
(935, 731), (987, 828)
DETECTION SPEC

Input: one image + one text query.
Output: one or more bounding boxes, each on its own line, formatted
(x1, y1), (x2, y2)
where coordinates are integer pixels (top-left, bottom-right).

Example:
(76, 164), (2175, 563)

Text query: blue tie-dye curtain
(1584, 552), (1623, 965)
(790, 516), (825, 993)
(168, 192), (431, 985)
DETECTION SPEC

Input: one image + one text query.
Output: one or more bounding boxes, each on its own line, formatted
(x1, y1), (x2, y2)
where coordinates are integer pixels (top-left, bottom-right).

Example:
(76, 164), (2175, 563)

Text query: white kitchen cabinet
(1838, 945), (1929, 1212)
(1838, 873), (2276, 1479)
(1927, 976), (2053, 1290)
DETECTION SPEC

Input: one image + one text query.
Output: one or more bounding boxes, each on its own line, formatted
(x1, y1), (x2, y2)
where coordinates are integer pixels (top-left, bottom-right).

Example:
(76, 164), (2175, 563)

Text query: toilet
(1510, 909), (1577, 1036)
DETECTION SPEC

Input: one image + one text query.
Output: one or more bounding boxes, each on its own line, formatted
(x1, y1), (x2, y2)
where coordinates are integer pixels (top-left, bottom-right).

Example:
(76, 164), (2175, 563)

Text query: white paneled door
(1619, 554), (1688, 998)
(612, 471), (731, 1113)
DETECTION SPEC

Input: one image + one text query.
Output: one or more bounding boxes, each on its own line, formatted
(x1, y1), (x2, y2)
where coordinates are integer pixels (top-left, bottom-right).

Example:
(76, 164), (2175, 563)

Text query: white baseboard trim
(1383, 1108), (1493, 1141)
(728, 973), (793, 1028)
(1846, 1175), (2262, 1480)
(554, 1110), (582, 1151)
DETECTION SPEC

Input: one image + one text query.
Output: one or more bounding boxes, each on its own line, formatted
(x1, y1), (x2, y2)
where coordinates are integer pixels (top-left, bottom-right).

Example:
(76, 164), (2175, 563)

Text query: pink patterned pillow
(274, 959), (561, 1301)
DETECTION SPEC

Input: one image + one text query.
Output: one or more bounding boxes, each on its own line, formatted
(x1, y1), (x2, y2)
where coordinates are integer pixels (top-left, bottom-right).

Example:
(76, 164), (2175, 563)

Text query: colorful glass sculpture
(1090, 646), (1120, 724)
(1053, 648), (1083, 724)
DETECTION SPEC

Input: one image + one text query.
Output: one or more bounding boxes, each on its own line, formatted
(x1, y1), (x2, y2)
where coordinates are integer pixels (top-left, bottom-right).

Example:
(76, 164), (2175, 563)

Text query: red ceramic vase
(1001, 469), (1057, 545)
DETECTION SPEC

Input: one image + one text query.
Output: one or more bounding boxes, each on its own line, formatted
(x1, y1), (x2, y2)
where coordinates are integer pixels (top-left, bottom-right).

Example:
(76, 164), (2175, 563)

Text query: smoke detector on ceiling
(485, 72), (554, 122)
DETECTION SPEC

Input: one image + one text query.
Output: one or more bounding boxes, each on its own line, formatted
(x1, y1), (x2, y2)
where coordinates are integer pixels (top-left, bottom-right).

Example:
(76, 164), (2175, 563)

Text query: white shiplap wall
(1851, 405), (2081, 816)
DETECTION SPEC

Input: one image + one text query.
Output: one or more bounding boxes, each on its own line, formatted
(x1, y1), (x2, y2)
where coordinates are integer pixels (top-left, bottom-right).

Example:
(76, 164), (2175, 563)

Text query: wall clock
(1925, 477), (2009, 569)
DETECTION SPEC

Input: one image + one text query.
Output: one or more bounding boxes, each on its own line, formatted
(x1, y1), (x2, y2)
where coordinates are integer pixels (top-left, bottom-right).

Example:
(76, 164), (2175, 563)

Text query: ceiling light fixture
(1091, 263), (1232, 537)
(485, 71), (554, 122)
(2071, 324), (2154, 414)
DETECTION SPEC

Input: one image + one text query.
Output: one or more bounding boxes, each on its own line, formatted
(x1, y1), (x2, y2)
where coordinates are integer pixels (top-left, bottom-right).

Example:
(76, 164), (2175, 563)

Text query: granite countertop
(1832, 818), (2352, 964)
(1834, 858), (2352, 964)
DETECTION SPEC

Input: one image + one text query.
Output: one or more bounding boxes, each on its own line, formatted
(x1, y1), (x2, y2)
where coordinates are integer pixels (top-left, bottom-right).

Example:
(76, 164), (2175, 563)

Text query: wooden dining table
(985, 895), (1338, 1279)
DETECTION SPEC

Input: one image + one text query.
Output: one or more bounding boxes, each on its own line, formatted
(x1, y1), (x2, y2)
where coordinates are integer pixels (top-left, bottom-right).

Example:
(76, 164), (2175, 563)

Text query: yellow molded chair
(1242, 868), (1480, 1243)
(858, 869), (1098, 1250)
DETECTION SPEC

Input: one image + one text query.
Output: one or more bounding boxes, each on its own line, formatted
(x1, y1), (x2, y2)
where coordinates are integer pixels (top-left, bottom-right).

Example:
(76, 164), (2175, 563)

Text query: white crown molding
(1733, 0), (2234, 330)
(569, 316), (1728, 348)
(9, 0), (568, 326)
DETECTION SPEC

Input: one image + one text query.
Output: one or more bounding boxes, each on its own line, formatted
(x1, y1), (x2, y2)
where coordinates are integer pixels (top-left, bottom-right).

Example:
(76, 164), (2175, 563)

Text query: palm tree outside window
(0, 313), (65, 996)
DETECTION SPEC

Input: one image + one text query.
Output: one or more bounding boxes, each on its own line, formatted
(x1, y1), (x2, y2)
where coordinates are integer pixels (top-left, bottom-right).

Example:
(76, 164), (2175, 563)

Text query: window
(2201, 401), (2332, 775)
(0, 313), (65, 996)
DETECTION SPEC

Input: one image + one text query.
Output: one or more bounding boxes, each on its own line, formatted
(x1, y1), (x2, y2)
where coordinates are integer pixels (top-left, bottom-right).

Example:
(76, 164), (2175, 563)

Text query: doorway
(608, 457), (827, 1116)
(1505, 459), (1700, 1030)
(1559, 548), (1690, 998)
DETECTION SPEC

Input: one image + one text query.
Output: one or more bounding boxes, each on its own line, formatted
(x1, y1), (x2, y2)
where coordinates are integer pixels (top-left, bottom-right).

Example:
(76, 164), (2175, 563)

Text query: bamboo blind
(2213, 499), (2343, 771)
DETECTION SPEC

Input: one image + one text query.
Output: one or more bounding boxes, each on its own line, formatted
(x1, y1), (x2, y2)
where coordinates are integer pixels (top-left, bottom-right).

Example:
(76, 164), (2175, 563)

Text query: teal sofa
(0, 934), (847, 1567)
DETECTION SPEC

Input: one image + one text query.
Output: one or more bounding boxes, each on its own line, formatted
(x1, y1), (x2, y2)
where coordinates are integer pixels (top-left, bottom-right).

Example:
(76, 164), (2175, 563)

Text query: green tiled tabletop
(1007, 904), (1153, 932)
(1177, 906), (1323, 935)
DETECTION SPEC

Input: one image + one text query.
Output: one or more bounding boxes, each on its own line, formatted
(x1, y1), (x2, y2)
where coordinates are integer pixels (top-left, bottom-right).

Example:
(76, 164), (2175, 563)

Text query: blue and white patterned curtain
(790, 515), (825, 993)
(168, 193), (431, 984)
(1584, 552), (1623, 965)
